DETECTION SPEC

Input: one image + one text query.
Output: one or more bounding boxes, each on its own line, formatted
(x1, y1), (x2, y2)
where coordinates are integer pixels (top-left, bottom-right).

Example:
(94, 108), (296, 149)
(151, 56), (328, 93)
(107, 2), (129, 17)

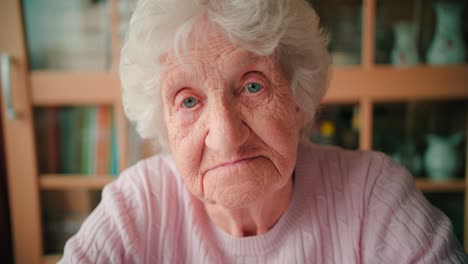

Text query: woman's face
(161, 25), (303, 208)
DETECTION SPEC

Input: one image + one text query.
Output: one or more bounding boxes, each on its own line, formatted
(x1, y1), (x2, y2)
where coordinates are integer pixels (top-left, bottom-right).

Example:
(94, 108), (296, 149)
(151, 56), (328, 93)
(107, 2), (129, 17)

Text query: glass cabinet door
(375, 0), (468, 65)
(373, 100), (467, 179)
(310, 104), (360, 149)
(22, 0), (111, 71)
(373, 99), (467, 245)
(34, 105), (118, 255)
(41, 190), (101, 254)
(309, 0), (363, 66)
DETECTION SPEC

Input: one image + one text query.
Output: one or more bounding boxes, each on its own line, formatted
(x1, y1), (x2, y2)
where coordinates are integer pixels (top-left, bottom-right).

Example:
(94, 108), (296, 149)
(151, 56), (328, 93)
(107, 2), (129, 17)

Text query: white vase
(427, 2), (466, 65)
(391, 22), (420, 66)
(424, 132), (464, 180)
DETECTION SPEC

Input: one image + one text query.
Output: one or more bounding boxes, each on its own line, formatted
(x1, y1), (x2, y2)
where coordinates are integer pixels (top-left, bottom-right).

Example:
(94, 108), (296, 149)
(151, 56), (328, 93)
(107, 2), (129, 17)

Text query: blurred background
(0, 0), (467, 263)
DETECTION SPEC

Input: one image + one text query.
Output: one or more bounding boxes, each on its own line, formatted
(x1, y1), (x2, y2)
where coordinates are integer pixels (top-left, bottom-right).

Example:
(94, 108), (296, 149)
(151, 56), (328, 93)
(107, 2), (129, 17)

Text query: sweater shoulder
(102, 154), (179, 219)
(297, 142), (391, 188)
(296, 143), (396, 222)
(60, 154), (181, 263)
(102, 153), (181, 236)
(109, 154), (180, 199)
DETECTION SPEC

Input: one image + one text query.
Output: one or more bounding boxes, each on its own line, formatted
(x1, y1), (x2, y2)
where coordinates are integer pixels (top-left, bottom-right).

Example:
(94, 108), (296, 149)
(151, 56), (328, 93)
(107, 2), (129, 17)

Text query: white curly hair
(120, 0), (330, 152)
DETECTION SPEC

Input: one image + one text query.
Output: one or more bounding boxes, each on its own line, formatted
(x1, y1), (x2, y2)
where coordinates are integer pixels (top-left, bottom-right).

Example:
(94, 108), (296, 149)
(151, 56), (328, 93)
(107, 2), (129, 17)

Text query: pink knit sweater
(60, 144), (467, 263)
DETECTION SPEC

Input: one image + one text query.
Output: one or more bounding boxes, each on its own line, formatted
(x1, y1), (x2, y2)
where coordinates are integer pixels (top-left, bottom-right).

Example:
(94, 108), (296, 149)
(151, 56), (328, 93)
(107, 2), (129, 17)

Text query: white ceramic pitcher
(424, 132), (464, 180)
(427, 2), (466, 65)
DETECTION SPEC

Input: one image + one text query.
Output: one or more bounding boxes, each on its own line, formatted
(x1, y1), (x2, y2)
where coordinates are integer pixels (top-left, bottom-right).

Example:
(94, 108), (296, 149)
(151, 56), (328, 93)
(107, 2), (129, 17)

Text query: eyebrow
(162, 51), (271, 100)
(161, 69), (192, 101)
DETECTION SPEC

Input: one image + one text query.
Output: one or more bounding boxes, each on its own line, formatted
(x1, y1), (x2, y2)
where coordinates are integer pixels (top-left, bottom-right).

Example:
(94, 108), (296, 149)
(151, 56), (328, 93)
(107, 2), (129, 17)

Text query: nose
(204, 99), (249, 153)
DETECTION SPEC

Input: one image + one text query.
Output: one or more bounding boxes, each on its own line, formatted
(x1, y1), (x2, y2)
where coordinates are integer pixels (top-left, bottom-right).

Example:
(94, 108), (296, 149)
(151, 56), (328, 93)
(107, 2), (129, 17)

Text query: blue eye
(182, 96), (198, 108)
(245, 82), (263, 93)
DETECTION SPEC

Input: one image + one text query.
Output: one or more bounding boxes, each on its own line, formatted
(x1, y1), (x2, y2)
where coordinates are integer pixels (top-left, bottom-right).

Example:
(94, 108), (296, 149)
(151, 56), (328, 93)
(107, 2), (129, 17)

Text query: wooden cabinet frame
(1, 1), (42, 263)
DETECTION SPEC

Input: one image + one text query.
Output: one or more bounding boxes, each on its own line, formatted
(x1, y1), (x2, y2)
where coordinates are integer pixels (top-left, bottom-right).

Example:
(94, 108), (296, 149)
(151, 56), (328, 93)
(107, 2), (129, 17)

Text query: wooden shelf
(415, 178), (465, 193)
(39, 175), (115, 190)
(30, 71), (121, 106)
(324, 65), (468, 103)
(43, 254), (62, 264)
(27, 65), (468, 106)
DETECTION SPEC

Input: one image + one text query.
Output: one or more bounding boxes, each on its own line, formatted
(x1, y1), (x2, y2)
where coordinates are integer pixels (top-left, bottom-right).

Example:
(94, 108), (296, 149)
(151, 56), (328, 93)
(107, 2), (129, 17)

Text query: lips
(204, 156), (260, 174)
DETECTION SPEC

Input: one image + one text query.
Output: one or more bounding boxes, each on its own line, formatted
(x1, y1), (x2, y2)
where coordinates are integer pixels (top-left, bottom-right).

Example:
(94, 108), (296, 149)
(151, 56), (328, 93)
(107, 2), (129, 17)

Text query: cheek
(165, 115), (206, 196)
(167, 122), (199, 165)
(163, 102), (203, 155)
(248, 87), (300, 173)
(256, 88), (300, 146)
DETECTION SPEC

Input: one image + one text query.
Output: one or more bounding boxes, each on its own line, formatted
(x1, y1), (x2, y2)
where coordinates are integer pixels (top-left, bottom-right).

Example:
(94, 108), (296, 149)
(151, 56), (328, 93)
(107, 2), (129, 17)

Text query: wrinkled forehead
(162, 48), (268, 78)
(161, 20), (268, 71)
(160, 25), (282, 88)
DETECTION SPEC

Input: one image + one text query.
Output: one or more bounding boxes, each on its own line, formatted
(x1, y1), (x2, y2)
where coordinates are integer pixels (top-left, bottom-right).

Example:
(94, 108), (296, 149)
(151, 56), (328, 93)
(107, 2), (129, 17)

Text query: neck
(204, 178), (293, 237)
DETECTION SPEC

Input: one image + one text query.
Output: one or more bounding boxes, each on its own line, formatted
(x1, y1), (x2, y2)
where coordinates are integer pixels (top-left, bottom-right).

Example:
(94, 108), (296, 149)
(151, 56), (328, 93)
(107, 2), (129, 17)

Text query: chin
(204, 177), (289, 209)
(200, 158), (284, 207)
(212, 186), (268, 208)
(202, 176), (267, 208)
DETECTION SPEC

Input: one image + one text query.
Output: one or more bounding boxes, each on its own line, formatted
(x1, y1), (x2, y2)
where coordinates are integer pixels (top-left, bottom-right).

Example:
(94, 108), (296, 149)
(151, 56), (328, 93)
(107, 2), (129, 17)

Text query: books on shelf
(35, 106), (118, 176)
(95, 106), (111, 174)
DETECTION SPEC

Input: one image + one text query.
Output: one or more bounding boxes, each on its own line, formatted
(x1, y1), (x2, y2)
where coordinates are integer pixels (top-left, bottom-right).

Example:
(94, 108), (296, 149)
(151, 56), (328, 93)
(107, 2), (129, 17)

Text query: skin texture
(161, 21), (303, 236)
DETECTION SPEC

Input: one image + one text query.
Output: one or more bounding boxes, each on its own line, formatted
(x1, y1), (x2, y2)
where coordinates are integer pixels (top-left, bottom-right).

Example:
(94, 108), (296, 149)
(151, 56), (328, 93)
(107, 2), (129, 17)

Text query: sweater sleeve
(58, 166), (155, 264)
(361, 154), (467, 263)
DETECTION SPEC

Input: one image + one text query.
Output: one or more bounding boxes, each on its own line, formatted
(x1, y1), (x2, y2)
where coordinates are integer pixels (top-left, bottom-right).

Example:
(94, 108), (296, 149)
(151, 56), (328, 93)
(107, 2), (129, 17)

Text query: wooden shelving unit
(324, 66), (468, 103)
(30, 72), (121, 106)
(415, 178), (466, 193)
(27, 66), (468, 107)
(1, 0), (467, 263)
(43, 255), (61, 264)
(39, 175), (115, 190)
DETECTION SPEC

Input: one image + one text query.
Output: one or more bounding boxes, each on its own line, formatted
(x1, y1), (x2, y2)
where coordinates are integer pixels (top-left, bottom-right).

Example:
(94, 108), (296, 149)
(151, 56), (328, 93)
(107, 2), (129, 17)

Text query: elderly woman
(61, 0), (467, 263)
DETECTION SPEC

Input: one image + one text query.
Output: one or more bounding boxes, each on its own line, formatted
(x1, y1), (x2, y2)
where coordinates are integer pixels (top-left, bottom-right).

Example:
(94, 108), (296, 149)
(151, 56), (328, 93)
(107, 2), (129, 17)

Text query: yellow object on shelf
(320, 121), (336, 137)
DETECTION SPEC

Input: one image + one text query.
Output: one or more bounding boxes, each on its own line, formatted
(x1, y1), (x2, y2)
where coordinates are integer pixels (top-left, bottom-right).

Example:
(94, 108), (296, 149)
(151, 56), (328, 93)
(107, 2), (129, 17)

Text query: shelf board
(415, 178), (465, 193)
(30, 71), (121, 106)
(324, 65), (468, 103)
(43, 254), (62, 264)
(28, 65), (468, 106)
(39, 175), (115, 190)
(39, 176), (464, 192)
